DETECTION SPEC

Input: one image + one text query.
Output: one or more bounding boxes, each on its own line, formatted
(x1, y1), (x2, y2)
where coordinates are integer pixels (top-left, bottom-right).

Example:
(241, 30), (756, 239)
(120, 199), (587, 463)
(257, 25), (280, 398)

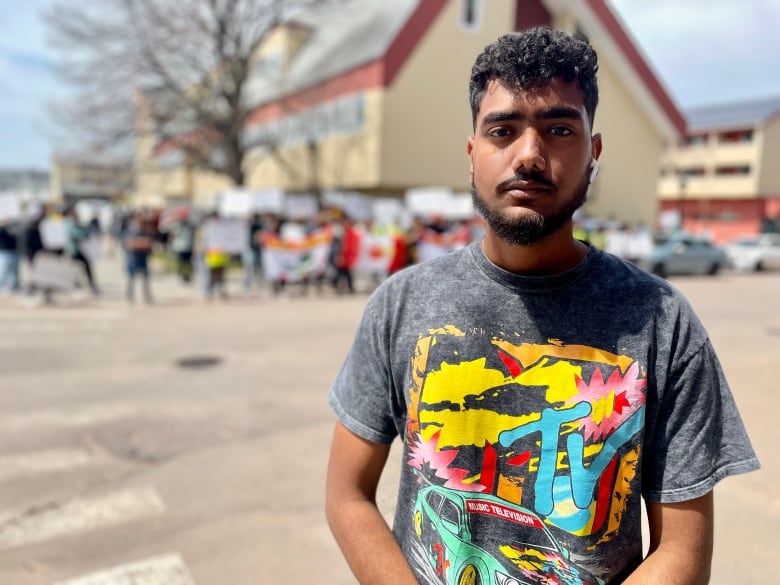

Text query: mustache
(496, 171), (555, 191)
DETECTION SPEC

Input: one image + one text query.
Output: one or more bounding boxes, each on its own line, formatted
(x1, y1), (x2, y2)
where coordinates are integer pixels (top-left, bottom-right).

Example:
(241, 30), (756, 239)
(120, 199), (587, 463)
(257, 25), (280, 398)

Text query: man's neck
(480, 228), (588, 276)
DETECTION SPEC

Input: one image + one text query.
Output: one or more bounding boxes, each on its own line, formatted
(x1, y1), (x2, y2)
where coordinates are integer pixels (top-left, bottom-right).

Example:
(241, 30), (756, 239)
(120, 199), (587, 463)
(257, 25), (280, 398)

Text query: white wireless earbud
(589, 159), (599, 183)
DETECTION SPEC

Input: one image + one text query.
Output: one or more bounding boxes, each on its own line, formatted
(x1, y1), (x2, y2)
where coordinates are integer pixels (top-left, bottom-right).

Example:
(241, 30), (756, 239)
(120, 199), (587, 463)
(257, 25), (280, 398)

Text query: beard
(471, 168), (590, 246)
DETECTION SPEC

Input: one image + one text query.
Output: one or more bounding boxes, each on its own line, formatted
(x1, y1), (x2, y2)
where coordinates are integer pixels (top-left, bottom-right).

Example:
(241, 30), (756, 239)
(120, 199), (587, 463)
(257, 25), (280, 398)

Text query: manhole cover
(175, 355), (223, 369)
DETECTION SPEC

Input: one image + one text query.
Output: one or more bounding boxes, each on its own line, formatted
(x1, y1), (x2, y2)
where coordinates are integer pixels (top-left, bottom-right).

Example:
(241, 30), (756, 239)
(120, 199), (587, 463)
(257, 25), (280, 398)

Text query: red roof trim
(384, 0), (449, 86)
(246, 0), (449, 126)
(586, 0), (686, 135)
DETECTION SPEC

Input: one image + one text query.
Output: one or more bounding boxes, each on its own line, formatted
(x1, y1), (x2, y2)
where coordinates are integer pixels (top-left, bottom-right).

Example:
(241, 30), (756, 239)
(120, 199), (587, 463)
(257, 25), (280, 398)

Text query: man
(63, 205), (100, 295)
(122, 211), (155, 304)
(326, 28), (760, 584)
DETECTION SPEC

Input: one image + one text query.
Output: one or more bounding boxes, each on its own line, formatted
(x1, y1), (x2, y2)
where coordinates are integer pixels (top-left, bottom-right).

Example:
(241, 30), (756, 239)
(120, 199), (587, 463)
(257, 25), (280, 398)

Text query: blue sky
(1, 0), (779, 170)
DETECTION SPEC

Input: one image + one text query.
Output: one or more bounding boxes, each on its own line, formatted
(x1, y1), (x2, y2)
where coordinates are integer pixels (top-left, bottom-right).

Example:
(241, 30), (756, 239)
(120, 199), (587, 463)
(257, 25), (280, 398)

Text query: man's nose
(511, 129), (546, 174)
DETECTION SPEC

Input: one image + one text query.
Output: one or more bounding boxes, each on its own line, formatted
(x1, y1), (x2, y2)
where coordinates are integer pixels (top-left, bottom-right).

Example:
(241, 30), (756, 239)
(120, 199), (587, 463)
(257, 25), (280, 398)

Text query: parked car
(413, 485), (603, 585)
(723, 233), (780, 272)
(638, 234), (725, 278)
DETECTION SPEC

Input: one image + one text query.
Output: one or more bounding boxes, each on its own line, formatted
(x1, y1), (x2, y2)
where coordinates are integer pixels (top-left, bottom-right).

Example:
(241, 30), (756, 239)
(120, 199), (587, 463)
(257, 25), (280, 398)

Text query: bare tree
(44, 0), (333, 187)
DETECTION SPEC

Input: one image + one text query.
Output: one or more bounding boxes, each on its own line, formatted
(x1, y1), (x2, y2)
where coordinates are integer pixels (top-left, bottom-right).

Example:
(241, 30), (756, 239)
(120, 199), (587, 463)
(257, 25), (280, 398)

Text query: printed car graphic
(413, 486), (603, 585)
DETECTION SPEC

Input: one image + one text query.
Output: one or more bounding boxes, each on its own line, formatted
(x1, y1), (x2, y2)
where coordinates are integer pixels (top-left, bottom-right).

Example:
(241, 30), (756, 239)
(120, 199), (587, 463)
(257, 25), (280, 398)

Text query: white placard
(323, 190), (372, 221)
(284, 193), (319, 220)
(405, 186), (453, 217)
(252, 188), (285, 214)
(202, 219), (249, 254)
(219, 188), (286, 217)
(0, 194), (21, 221)
(79, 235), (102, 262)
(39, 219), (67, 250)
(29, 253), (81, 290)
(371, 198), (405, 225)
(218, 188), (252, 218)
(448, 192), (475, 220)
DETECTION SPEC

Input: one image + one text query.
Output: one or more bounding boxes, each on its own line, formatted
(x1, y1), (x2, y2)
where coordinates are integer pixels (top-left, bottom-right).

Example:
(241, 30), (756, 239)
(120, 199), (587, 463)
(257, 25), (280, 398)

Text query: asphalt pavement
(0, 252), (776, 585)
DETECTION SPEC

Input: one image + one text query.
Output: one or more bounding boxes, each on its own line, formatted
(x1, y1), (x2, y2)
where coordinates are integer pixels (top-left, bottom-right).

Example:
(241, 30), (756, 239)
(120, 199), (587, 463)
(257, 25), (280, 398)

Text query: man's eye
(487, 127), (511, 138)
(549, 127), (573, 136)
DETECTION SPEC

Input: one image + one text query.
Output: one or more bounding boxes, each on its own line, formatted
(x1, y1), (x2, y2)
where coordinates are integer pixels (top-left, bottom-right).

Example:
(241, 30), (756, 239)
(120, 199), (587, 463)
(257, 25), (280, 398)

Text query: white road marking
(0, 403), (137, 432)
(52, 553), (196, 585)
(0, 448), (96, 482)
(0, 487), (166, 550)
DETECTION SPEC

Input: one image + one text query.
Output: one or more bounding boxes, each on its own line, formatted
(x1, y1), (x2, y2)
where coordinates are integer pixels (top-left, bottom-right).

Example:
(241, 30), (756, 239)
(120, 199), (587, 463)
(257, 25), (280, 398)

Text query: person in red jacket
(329, 215), (361, 294)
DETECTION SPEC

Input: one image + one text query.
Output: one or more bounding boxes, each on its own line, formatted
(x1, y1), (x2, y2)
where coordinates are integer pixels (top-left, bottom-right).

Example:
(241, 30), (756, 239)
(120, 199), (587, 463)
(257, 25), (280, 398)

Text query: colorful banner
(261, 228), (332, 283)
(355, 229), (395, 276)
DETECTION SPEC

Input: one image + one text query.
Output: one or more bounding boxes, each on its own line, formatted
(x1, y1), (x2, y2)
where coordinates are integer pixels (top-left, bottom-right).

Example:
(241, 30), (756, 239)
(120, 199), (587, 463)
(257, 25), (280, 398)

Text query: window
(683, 134), (708, 146)
(717, 129), (753, 143)
(715, 165), (751, 176)
(440, 498), (461, 529)
(678, 167), (706, 177)
(460, 0), (482, 31)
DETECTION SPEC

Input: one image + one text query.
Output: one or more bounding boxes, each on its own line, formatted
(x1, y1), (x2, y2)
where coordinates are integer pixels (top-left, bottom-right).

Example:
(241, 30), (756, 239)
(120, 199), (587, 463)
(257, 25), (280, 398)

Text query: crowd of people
(0, 203), (472, 305)
(0, 200), (666, 306)
(0, 179), (670, 309)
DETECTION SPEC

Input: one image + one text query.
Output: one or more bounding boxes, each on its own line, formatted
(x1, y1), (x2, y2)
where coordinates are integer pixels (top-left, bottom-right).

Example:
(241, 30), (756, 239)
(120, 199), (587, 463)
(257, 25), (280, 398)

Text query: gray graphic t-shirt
(329, 243), (759, 584)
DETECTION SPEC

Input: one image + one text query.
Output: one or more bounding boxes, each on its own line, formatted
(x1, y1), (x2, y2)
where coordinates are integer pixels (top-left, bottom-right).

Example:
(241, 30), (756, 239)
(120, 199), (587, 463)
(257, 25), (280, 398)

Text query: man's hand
(325, 422), (420, 585)
(625, 493), (713, 585)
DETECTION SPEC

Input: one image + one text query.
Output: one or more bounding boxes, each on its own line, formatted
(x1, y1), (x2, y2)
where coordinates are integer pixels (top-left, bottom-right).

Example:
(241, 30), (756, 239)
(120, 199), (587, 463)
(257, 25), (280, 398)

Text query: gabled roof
(685, 95), (780, 132)
(245, 0), (418, 106)
(245, 0), (684, 139)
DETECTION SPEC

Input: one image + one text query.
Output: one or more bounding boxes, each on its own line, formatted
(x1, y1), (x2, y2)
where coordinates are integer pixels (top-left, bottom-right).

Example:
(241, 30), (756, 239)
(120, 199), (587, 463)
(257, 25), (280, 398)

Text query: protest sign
(405, 186), (452, 218)
(218, 189), (252, 218)
(80, 236), (102, 262)
(284, 193), (318, 220)
(0, 194), (21, 221)
(29, 253), (81, 290)
(203, 219), (249, 254)
(39, 219), (67, 250)
(252, 189), (285, 214)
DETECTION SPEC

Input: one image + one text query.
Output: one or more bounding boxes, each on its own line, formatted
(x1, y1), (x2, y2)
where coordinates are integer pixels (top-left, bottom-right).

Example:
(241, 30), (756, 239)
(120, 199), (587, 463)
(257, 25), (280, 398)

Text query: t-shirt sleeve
(328, 290), (399, 444)
(642, 338), (760, 503)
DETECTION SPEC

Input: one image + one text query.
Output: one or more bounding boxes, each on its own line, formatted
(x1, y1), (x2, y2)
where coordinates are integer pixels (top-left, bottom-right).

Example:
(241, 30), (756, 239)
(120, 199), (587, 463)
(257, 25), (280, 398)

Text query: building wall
(582, 53), (663, 227)
(655, 115), (780, 241)
(541, 9), (666, 228)
(658, 129), (762, 200)
(380, 0), (518, 191)
(758, 116), (780, 195)
(244, 88), (384, 192)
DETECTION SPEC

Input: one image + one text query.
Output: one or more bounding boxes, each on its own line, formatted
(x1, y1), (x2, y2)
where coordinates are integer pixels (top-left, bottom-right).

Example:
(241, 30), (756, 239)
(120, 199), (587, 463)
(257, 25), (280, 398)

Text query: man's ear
(591, 133), (603, 161)
(467, 135), (475, 181)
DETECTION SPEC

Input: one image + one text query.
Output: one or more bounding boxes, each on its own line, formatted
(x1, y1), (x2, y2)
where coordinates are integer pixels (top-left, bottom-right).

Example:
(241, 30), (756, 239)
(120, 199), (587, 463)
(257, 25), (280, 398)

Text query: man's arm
(624, 492), (713, 585)
(325, 422), (420, 585)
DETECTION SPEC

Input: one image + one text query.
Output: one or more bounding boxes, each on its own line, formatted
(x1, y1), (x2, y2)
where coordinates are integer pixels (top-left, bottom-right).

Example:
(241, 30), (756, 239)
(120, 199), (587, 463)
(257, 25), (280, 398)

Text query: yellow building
(658, 96), (780, 243)
(136, 0), (684, 227)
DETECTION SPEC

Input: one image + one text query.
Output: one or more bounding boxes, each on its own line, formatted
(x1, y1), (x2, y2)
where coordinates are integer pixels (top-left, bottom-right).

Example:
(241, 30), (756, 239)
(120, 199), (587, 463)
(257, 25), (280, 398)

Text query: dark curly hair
(469, 27), (599, 129)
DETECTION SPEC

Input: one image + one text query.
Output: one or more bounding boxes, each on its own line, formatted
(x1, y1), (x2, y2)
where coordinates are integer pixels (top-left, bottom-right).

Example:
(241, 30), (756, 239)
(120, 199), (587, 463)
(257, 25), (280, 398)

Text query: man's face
(467, 78), (601, 246)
